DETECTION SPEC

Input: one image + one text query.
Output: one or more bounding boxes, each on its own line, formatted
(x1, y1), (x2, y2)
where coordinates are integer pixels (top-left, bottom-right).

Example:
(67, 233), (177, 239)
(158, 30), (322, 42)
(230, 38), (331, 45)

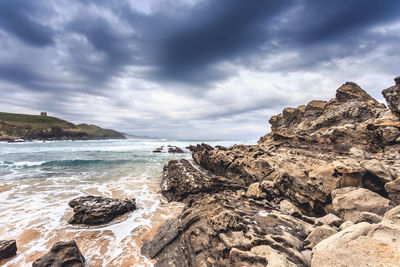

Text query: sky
(0, 0), (400, 140)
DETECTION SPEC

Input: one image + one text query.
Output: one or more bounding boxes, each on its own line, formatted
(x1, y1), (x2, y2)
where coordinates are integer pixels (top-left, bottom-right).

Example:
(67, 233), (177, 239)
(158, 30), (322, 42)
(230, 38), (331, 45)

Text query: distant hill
(0, 112), (126, 141)
(77, 124), (125, 140)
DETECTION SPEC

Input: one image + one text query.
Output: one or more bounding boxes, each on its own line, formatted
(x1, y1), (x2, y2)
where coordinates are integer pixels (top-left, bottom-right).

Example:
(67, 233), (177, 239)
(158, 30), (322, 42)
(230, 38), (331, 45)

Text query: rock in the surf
(168, 146), (184, 153)
(32, 240), (84, 267)
(0, 240), (17, 260)
(68, 195), (136, 225)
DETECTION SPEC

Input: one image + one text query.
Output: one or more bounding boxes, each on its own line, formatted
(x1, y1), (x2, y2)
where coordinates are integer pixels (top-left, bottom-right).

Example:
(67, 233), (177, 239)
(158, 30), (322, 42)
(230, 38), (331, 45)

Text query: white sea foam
(0, 139), (255, 266)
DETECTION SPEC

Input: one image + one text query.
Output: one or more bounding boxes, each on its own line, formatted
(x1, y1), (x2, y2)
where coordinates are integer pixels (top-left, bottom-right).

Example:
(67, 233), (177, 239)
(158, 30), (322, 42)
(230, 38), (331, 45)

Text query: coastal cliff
(0, 112), (125, 141)
(142, 80), (400, 266)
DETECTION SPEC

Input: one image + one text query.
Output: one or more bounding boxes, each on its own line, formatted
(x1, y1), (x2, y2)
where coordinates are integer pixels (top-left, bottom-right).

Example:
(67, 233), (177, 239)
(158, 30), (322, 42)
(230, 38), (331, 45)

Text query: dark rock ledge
(141, 79), (400, 266)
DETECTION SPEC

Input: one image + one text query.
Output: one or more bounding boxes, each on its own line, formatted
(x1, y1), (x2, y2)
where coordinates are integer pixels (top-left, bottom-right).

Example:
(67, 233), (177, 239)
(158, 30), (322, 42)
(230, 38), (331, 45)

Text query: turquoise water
(0, 139), (255, 266)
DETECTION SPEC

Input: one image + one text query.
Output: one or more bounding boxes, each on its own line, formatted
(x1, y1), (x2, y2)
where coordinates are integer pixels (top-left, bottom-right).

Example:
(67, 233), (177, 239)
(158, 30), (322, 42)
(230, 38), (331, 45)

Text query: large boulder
(68, 195), (136, 225)
(312, 205), (400, 267)
(0, 240), (17, 260)
(331, 187), (393, 222)
(32, 240), (85, 267)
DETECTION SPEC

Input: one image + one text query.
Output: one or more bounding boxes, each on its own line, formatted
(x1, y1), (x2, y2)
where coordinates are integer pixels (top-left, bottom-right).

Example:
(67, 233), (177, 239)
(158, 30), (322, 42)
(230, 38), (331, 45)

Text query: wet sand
(0, 177), (184, 266)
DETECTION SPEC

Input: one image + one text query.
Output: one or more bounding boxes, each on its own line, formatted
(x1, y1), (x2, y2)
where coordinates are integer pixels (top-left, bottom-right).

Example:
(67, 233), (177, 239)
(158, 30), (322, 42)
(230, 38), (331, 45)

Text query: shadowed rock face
(32, 240), (85, 267)
(0, 240), (17, 260)
(142, 80), (400, 267)
(68, 195), (136, 225)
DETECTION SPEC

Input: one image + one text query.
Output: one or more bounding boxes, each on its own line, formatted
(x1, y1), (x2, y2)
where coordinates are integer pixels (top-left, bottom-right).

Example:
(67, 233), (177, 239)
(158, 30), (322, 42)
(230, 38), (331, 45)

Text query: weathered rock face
(32, 240), (85, 267)
(161, 159), (245, 202)
(331, 187), (393, 222)
(142, 190), (313, 266)
(0, 240), (17, 260)
(312, 205), (400, 267)
(186, 143), (214, 153)
(68, 195), (136, 225)
(143, 79), (400, 267)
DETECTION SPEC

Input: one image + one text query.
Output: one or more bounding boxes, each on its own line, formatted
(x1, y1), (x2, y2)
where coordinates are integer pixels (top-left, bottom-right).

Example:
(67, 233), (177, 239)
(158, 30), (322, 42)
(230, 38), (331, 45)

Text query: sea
(0, 139), (255, 266)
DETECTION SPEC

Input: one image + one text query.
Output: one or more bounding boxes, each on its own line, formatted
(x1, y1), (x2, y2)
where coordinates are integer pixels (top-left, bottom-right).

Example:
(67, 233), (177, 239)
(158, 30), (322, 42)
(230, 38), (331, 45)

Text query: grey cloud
(0, 0), (54, 46)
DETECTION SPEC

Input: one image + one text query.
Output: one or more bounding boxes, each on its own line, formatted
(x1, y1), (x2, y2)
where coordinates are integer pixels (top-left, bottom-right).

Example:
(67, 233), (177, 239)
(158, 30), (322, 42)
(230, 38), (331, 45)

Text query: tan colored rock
(246, 182), (266, 199)
(304, 225), (337, 249)
(361, 159), (393, 183)
(315, 213), (342, 227)
(331, 187), (393, 222)
(385, 177), (400, 204)
(312, 206), (400, 267)
(250, 245), (297, 267)
(280, 199), (302, 216)
(354, 211), (382, 224)
(339, 220), (354, 230)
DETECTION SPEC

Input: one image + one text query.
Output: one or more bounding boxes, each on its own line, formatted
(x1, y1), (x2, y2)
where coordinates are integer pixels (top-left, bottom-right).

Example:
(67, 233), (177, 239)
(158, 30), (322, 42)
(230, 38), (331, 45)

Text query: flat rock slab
(33, 240), (85, 267)
(0, 240), (17, 260)
(68, 195), (136, 225)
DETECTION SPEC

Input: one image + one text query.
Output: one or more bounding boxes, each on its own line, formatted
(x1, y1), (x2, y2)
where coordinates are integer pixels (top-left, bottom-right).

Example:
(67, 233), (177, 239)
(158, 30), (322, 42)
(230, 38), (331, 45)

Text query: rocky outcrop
(186, 143), (214, 153)
(142, 190), (313, 266)
(143, 79), (400, 266)
(68, 196), (136, 225)
(161, 159), (245, 202)
(0, 240), (17, 260)
(32, 240), (85, 267)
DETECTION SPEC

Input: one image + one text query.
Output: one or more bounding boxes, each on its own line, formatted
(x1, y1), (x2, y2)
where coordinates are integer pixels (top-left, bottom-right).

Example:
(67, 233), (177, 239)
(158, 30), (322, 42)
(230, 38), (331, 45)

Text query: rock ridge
(142, 79), (400, 266)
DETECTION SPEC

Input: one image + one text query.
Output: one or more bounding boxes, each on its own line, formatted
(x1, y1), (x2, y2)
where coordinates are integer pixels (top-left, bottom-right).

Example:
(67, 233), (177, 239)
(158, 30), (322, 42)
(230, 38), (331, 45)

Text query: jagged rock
(142, 191), (312, 267)
(331, 187), (393, 222)
(382, 77), (400, 117)
(68, 195), (136, 225)
(312, 205), (400, 267)
(161, 159), (244, 202)
(385, 177), (400, 204)
(186, 143), (214, 153)
(245, 182), (266, 199)
(314, 213), (342, 227)
(304, 225), (337, 249)
(0, 240), (17, 260)
(32, 240), (85, 267)
(354, 211), (382, 224)
(168, 146), (184, 153)
(279, 199), (302, 216)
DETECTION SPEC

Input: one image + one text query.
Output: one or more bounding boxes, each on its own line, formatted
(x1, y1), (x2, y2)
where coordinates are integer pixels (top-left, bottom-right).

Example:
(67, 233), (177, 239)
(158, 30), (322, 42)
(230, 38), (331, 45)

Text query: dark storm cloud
(150, 0), (294, 84)
(1, 0), (400, 138)
(0, 0), (54, 47)
(66, 15), (137, 86)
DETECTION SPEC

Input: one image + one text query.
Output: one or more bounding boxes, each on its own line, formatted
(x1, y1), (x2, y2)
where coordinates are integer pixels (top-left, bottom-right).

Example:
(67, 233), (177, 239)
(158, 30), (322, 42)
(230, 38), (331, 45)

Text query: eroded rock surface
(32, 240), (85, 267)
(143, 80), (400, 266)
(68, 195), (136, 225)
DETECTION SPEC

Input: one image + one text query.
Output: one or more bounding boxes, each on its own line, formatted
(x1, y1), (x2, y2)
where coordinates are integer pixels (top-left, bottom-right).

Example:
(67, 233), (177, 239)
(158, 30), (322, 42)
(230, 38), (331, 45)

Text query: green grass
(77, 124), (121, 137)
(0, 112), (78, 129)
